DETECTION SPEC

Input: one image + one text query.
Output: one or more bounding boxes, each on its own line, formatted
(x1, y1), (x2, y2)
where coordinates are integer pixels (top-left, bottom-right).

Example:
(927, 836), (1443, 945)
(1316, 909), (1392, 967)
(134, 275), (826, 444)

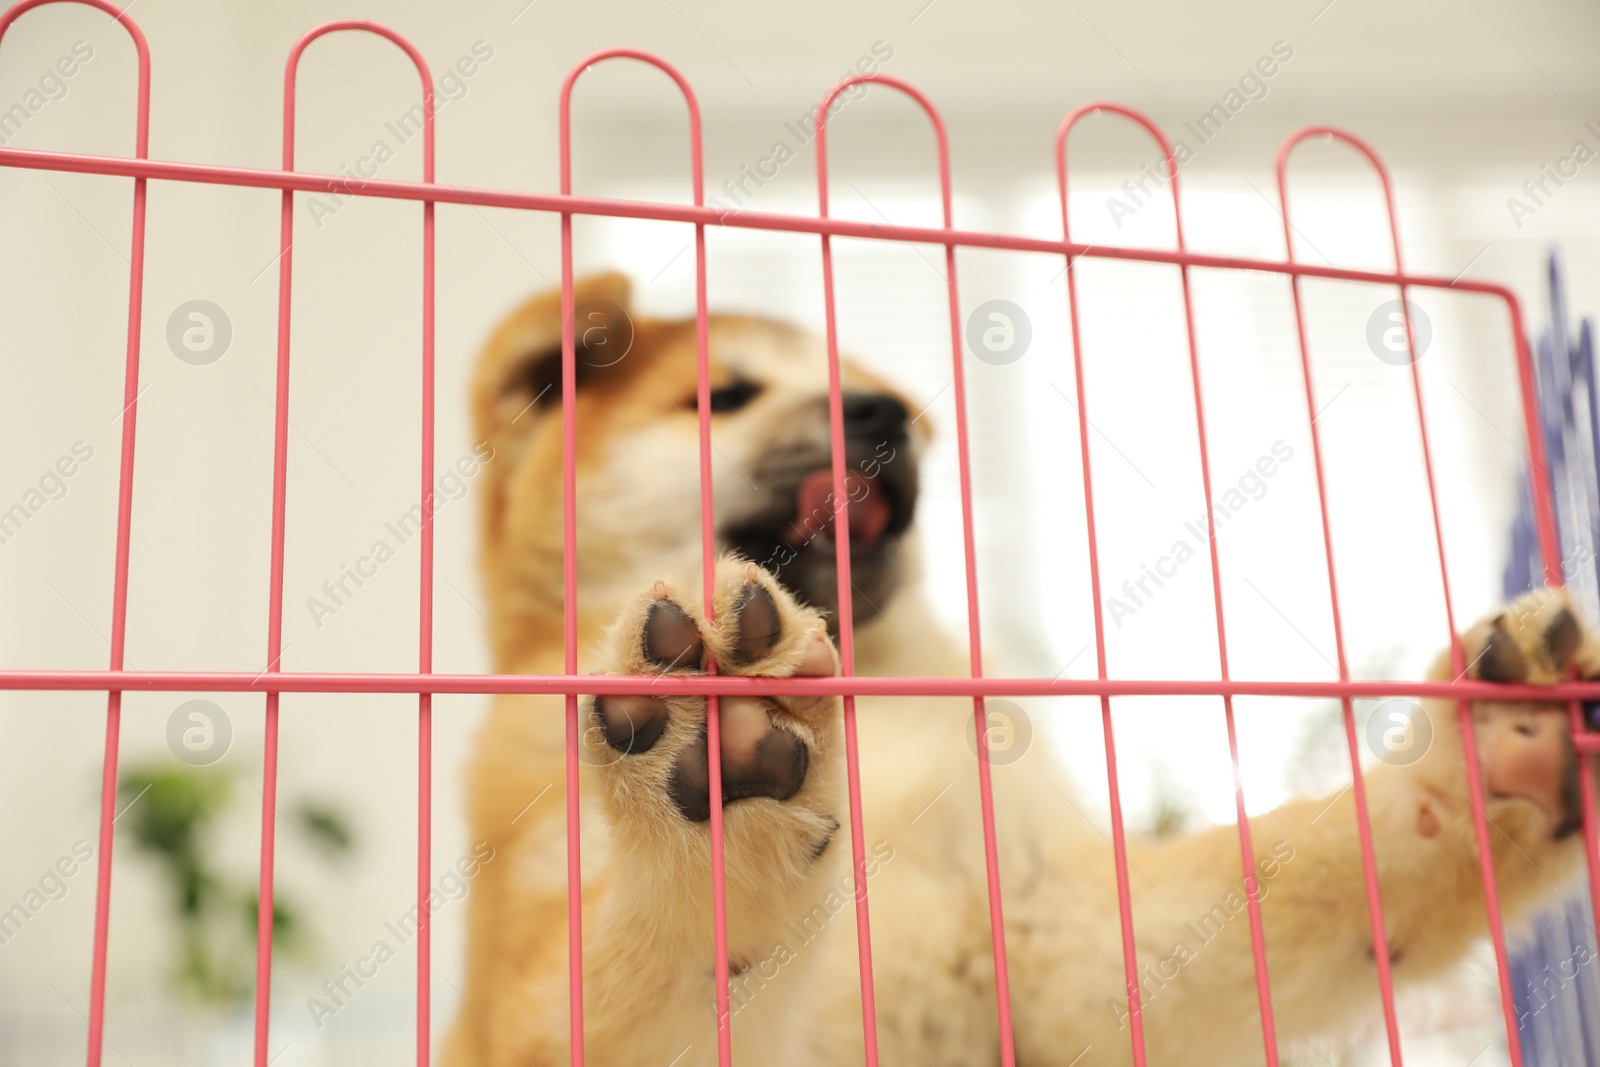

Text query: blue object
(1504, 248), (1600, 1063)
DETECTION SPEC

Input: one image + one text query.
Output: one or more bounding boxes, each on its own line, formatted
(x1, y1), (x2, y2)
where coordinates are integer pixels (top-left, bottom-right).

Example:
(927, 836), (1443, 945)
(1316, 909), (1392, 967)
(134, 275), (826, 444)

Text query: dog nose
(841, 392), (908, 440)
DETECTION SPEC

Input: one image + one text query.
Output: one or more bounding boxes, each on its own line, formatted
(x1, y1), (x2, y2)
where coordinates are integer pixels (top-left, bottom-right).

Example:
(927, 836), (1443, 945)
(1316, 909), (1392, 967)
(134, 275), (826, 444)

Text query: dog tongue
(790, 469), (892, 547)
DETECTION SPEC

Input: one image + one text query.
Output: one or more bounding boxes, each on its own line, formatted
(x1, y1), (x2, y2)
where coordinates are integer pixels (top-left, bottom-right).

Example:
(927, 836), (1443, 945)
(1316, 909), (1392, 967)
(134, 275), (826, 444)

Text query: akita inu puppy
(445, 272), (1591, 1066)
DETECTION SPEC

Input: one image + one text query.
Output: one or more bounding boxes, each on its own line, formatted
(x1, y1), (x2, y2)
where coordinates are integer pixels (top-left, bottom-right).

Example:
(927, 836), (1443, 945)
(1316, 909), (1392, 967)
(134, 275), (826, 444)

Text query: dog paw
(582, 556), (843, 862)
(1445, 589), (1588, 839)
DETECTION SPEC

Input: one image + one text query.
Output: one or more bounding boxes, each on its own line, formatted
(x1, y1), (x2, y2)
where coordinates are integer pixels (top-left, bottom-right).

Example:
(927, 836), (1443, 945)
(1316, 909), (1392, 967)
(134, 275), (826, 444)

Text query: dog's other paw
(582, 556), (844, 875)
(1428, 589), (1590, 841)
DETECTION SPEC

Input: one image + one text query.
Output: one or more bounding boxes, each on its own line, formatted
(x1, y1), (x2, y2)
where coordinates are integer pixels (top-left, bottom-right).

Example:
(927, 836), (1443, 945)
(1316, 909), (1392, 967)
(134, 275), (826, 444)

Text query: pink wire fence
(0, 5), (1590, 1067)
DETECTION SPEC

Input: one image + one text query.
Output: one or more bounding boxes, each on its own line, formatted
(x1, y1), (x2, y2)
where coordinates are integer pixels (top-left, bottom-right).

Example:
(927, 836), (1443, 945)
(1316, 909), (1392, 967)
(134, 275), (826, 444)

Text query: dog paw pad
(731, 583), (782, 665)
(593, 695), (670, 754)
(665, 698), (812, 822)
(645, 600), (704, 670)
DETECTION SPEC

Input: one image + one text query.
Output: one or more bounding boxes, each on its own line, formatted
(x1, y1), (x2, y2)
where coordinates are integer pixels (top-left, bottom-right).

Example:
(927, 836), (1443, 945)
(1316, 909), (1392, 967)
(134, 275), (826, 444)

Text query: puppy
(445, 272), (1592, 1066)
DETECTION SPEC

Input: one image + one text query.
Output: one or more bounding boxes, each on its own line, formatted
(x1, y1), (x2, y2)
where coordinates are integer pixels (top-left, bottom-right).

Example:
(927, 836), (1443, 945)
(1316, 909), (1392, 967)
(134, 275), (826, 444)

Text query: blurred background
(0, 0), (1598, 1063)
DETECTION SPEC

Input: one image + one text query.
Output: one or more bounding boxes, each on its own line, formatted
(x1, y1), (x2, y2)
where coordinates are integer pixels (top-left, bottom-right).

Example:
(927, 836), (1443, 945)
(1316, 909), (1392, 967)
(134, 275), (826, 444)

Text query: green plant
(117, 763), (354, 1005)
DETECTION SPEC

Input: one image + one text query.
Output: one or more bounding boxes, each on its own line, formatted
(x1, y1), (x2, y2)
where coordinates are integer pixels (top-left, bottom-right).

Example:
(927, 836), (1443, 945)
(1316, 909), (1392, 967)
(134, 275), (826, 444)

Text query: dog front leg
(540, 558), (855, 1066)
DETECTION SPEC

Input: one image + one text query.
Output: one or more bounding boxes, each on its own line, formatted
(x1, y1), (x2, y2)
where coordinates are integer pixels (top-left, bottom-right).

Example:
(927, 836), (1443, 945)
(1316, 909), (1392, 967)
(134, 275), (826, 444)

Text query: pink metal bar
(1277, 128), (1523, 1066)
(1060, 101), (1283, 1065)
(3, 670), (1600, 702)
(559, 49), (728, 1065)
(0, 139), (1548, 304)
(1569, 699), (1600, 931)
(557, 62), (587, 1067)
(558, 212), (584, 1067)
(824, 74), (1014, 1060)
(810, 74), (887, 1067)
(1053, 109), (1148, 1067)
(274, 22), (436, 1067)
(1270, 130), (1408, 1064)
(0, 4), (149, 1065)
(814, 70), (1017, 1067)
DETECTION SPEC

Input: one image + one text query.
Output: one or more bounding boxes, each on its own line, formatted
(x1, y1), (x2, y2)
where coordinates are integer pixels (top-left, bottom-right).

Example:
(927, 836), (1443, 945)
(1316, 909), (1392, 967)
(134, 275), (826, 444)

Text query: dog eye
(699, 381), (762, 414)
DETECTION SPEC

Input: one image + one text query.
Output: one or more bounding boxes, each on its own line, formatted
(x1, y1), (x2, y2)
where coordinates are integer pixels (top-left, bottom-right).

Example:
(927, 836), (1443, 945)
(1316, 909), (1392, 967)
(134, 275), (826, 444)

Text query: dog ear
(474, 272), (637, 438)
